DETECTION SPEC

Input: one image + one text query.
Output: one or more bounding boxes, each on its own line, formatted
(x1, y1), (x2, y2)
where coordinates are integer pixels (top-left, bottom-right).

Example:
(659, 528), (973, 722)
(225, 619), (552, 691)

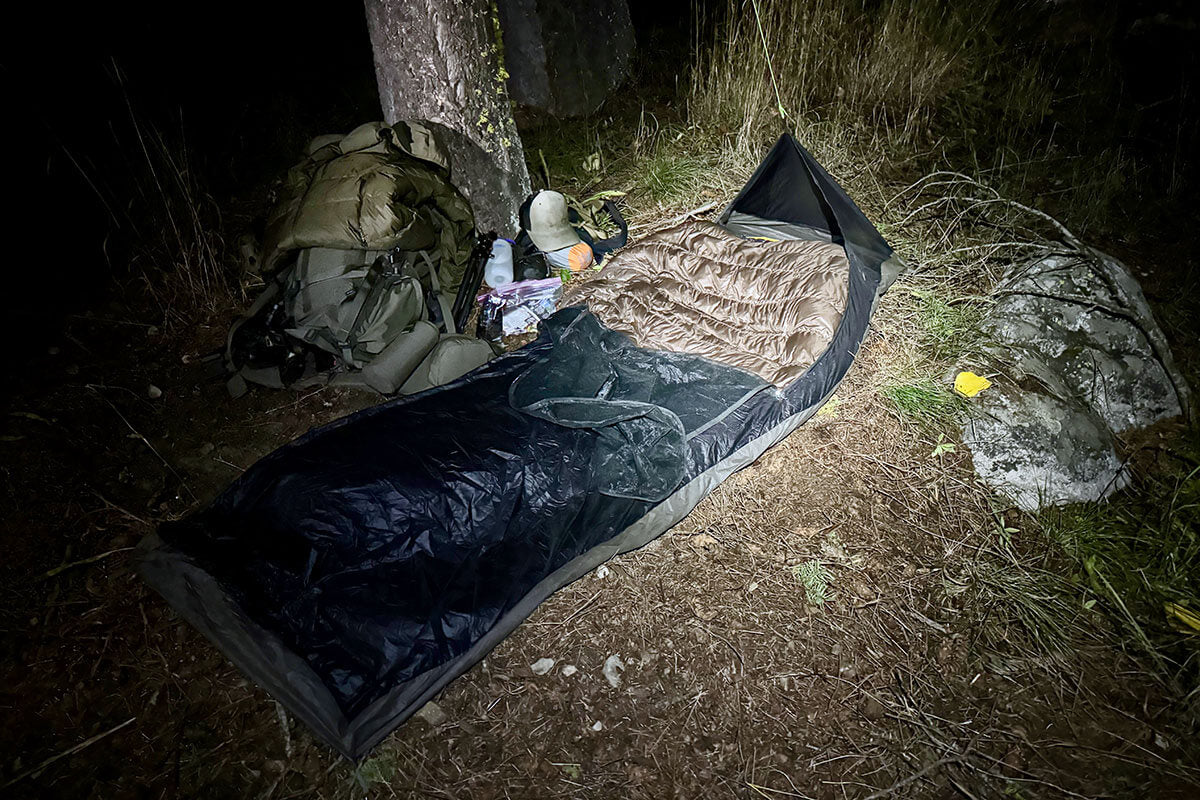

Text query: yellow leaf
(1165, 602), (1200, 633)
(954, 371), (992, 398)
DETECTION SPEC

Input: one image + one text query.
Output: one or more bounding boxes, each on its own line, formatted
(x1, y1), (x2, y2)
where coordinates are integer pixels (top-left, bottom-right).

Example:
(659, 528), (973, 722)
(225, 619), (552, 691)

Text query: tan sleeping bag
(577, 221), (849, 386)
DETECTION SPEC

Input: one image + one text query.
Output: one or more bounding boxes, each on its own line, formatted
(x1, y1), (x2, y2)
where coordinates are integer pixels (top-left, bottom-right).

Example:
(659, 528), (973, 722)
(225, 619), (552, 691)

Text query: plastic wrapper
(477, 277), (563, 336)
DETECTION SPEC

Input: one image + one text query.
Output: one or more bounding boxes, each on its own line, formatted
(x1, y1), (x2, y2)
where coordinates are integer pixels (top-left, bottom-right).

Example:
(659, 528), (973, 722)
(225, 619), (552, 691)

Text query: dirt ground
(1, 276), (1197, 800)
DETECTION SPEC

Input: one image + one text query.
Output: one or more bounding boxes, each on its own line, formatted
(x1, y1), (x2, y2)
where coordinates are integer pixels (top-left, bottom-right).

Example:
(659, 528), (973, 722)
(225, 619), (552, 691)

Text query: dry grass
(74, 66), (239, 329)
(690, 0), (1055, 154)
(125, 122), (237, 326)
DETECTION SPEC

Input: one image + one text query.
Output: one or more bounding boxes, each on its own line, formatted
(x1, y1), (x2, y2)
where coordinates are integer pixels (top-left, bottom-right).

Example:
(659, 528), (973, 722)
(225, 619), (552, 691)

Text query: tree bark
(364, 0), (531, 236)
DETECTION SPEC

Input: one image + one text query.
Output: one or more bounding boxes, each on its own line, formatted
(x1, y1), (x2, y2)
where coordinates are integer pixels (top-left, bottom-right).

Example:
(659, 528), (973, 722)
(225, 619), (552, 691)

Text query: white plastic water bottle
(483, 239), (514, 288)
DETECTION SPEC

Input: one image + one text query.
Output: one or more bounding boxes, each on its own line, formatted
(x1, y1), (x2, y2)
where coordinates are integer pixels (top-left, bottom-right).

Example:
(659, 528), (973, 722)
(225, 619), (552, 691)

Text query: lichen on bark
(364, 0), (531, 235)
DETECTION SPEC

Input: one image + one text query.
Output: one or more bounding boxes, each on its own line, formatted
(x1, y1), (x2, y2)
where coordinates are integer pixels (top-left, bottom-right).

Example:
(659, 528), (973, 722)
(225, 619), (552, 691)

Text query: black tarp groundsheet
(139, 133), (898, 759)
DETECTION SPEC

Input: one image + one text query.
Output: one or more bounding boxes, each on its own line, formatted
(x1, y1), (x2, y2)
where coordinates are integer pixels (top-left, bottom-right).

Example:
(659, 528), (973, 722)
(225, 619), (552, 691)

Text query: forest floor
(5, 8), (1200, 793)
(1, 192), (1198, 798)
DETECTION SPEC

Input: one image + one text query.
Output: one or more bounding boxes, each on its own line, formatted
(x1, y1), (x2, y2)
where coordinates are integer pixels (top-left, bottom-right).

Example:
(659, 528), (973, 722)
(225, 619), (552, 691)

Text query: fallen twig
(89, 488), (152, 527)
(87, 386), (196, 501)
(40, 548), (133, 580)
(864, 756), (961, 799)
(628, 200), (720, 233)
(2, 718), (135, 789)
(747, 781), (814, 799)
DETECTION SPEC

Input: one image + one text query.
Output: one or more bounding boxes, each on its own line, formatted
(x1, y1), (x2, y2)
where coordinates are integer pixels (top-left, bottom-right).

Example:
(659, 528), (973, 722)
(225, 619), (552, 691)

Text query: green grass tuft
(642, 149), (706, 207)
(791, 559), (830, 605)
(909, 289), (988, 361)
(879, 379), (959, 422)
(1037, 463), (1200, 684)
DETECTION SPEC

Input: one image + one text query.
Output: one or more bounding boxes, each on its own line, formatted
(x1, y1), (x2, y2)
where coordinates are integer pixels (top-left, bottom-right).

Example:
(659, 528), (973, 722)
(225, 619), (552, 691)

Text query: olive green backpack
(226, 245), (493, 396)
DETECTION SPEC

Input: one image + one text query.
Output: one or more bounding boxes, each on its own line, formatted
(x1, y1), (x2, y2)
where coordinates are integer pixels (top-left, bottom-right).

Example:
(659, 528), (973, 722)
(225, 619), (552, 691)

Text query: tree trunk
(364, 0), (531, 236)
(497, 0), (634, 118)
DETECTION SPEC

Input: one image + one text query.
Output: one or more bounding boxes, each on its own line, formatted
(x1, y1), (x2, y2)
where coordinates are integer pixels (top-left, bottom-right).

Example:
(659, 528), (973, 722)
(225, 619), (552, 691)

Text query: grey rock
(602, 654), (625, 688)
(414, 700), (448, 727)
(964, 383), (1127, 511)
(982, 251), (1188, 431)
(964, 248), (1188, 511)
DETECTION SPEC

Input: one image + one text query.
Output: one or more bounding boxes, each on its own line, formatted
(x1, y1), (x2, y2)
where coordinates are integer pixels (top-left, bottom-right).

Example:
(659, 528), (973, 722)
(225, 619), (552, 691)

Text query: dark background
(7, 0), (1198, 320)
(11, 2), (380, 316)
(8, 1), (698, 319)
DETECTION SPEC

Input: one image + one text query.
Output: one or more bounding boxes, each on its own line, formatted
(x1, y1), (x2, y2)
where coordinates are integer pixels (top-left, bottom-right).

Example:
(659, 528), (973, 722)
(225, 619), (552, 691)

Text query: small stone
(530, 657), (556, 675)
(147, 325), (160, 337)
(849, 578), (876, 600)
(595, 564), (611, 579)
(820, 539), (847, 561)
(591, 720), (603, 732)
(147, 384), (163, 399)
(862, 697), (885, 720)
(602, 654), (625, 688)
(415, 701), (448, 727)
(561, 664), (578, 677)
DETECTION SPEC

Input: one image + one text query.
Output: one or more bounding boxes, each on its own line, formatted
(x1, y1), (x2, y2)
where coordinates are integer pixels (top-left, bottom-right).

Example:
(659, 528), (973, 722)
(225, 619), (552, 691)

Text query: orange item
(567, 242), (594, 272)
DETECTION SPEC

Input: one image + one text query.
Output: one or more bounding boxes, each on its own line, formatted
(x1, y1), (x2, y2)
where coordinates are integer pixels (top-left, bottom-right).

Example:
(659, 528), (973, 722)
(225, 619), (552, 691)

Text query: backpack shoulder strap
(411, 249), (457, 335)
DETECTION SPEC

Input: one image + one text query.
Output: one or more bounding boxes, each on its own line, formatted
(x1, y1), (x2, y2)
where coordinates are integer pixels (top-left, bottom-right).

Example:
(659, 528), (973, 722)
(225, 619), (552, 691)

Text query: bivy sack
(139, 133), (902, 759)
